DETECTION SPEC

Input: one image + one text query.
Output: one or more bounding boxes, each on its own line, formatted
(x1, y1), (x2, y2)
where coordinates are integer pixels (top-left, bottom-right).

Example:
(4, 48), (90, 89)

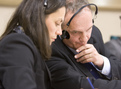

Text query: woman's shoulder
(0, 33), (33, 47)
(0, 32), (39, 58)
(0, 32), (42, 66)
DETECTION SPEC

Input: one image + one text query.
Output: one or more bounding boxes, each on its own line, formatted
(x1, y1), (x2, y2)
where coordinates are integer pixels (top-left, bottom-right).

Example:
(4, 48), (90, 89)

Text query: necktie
(83, 62), (101, 79)
(68, 47), (101, 79)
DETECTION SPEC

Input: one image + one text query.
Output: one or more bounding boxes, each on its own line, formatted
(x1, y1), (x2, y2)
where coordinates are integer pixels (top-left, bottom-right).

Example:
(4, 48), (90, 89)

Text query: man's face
(63, 7), (93, 50)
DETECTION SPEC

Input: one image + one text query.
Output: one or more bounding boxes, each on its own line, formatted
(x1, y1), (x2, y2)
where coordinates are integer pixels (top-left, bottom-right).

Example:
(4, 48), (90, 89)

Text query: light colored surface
(0, 6), (15, 36)
(0, 0), (22, 6)
(94, 10), (121, 43)
(89, 0), (121, 10)
(89, 0), (121, 42)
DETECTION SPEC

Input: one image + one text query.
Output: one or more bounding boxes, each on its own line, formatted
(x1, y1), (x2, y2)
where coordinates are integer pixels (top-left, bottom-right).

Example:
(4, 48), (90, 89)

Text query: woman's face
(45, 6), (66, 45)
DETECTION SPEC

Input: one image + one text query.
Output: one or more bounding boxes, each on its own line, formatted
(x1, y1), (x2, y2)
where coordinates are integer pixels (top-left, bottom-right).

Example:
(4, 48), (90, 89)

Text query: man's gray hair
(66, 0), (89, 13)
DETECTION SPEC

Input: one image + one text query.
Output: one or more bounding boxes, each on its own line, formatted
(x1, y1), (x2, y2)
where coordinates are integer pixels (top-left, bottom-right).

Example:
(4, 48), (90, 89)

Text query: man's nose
(79, 33), (87, 44)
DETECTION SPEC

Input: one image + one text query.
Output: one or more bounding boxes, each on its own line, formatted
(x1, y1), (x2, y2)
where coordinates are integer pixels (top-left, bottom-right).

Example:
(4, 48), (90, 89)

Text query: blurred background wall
(94, 11), (121, 43)
(0, 0), (121, 43)
(0, 6), (15, 36)
(89, 0), (121, 43)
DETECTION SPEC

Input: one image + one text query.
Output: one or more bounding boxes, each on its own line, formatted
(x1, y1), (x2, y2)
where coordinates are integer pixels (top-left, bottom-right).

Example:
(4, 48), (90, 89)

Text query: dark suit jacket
(46, 25), (121, 89)
(0, 32), (53, 89)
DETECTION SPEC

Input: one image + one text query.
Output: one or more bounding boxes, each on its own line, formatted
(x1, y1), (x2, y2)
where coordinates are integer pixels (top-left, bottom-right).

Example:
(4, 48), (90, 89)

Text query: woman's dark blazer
(46, 25), (121, 89)
(0, 32), (52, 89)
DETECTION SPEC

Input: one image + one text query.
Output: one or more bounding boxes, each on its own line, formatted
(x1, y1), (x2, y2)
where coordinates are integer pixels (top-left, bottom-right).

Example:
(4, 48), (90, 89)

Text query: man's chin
(74, 44), (83, 49)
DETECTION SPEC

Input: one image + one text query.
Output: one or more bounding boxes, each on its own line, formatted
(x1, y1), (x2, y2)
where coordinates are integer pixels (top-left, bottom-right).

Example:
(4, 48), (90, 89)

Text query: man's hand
(74, 44), (104, 69)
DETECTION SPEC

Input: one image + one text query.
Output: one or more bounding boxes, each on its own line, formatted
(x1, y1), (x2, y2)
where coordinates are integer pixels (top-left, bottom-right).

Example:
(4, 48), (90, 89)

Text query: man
(46, 0), (121, 89)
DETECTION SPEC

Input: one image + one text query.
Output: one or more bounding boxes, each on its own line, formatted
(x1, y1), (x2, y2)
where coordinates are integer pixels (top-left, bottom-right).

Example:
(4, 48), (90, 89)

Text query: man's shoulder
(92, 25), (101, 35)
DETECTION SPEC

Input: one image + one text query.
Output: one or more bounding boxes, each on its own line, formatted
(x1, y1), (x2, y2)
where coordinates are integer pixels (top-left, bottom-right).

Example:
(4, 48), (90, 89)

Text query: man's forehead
(68, 23), (93, 31)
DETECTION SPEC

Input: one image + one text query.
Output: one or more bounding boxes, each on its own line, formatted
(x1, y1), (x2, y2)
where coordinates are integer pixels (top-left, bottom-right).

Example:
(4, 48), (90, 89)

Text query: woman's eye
(56, 23), (60, 26)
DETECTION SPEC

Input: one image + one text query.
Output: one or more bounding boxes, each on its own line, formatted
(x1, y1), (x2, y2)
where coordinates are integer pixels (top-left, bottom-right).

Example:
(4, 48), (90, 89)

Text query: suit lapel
(54, 36), (93, 77)
(88, 34), (99, 52)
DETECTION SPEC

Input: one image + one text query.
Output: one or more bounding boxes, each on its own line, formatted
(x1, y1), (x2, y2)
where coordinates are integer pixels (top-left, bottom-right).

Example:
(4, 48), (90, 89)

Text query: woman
(0, 0), (66, 89)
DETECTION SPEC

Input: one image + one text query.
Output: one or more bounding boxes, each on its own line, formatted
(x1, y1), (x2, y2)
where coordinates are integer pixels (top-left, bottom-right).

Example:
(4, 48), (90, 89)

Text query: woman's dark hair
(0, 0), (66, 59)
